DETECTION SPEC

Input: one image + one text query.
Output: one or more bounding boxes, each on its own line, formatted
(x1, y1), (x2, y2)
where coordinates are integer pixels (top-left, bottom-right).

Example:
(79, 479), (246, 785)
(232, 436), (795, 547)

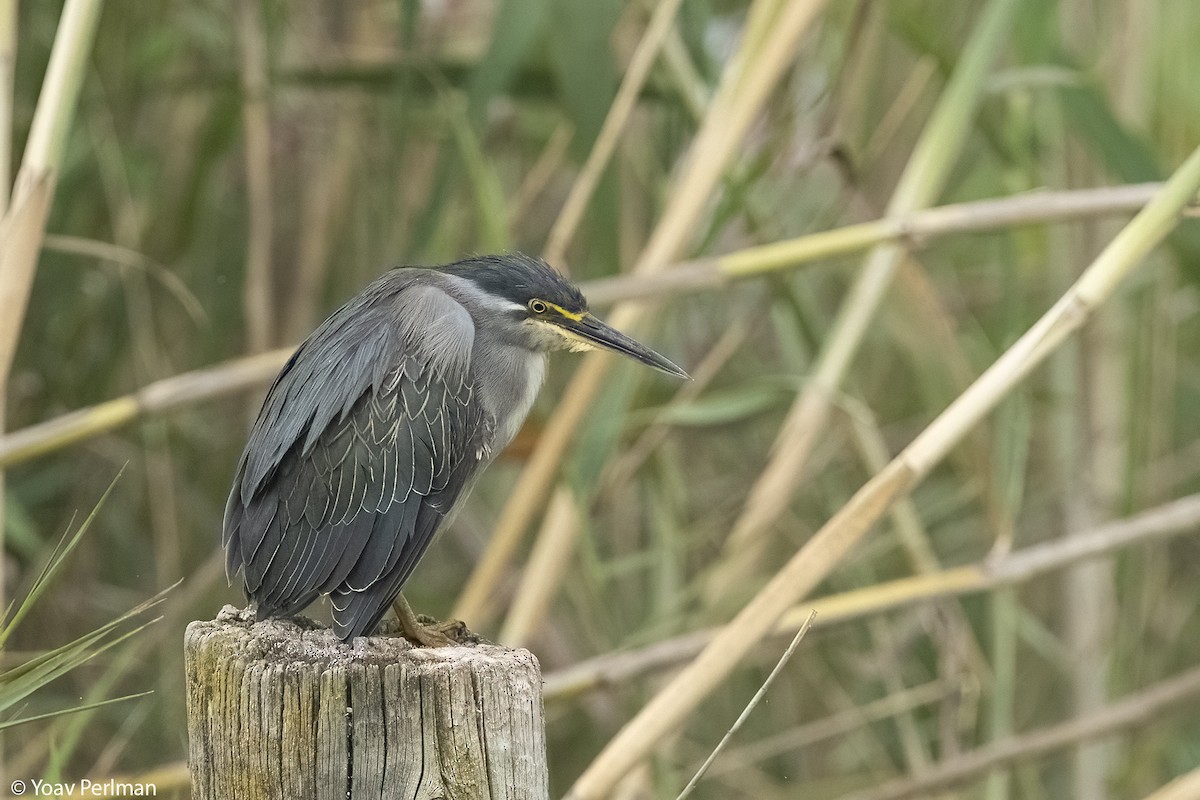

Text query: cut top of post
(184, 606), (548, 800)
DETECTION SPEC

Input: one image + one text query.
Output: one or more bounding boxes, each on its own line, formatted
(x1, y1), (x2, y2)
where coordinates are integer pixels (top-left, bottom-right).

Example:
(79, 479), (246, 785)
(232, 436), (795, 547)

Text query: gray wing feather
(223, 273), (489, 637)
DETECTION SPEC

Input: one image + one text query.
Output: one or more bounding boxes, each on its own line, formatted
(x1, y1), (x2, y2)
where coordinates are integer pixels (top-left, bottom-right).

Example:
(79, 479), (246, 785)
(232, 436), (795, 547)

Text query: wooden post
(185, 605), (548, 800)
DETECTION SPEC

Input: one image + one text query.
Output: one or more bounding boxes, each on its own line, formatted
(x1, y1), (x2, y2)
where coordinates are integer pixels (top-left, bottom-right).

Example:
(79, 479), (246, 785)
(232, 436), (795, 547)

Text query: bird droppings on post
(185, 607), (548, 799)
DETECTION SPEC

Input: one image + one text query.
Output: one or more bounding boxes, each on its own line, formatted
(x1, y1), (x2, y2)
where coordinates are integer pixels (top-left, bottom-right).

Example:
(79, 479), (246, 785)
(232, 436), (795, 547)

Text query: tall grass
(2, 1), (1199, 798)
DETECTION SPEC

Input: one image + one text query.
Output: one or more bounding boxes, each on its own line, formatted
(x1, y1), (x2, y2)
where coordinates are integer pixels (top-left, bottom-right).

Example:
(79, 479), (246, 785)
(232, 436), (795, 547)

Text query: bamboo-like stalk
(563, 145), (1200, 800)
(236, 0), (274, 353)
(1058, 181), (1121, 800)
(0, 0), (104, 380)
(0, 348), (291, 468)
(583, 183), (1166, 306)
(845, 395), (990, 755)
(1140, 768), (1200, 800)
(542, 0), (687, 266)
(452, 0), (830, 625)
(501, 300), (756, 655)
(984, 587), (1017, 799)
(0, 183), (1174, 471)
(703, 0), (1022, 600)
(498, 487), (580, 649)
(542, 490), (1200, 703)
(839, 665), (1200, 800)
(0, 0), (104, 656)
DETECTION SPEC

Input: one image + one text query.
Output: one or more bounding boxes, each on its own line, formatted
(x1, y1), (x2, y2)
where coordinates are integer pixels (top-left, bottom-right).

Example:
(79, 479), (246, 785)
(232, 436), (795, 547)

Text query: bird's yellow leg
(392, 593), (473, 647)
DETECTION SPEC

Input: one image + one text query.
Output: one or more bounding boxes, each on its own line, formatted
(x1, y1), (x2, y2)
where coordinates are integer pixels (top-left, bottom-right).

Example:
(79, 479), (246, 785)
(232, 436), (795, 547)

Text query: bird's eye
(529, 299), (548, 314)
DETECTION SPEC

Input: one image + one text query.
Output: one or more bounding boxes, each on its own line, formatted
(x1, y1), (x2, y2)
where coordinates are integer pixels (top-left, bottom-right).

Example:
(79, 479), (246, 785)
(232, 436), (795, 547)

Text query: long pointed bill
(558, 314), (689, 379)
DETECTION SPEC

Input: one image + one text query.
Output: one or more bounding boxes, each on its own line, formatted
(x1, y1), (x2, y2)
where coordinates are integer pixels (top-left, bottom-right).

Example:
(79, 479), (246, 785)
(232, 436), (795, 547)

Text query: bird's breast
(474, 345), (547, 455)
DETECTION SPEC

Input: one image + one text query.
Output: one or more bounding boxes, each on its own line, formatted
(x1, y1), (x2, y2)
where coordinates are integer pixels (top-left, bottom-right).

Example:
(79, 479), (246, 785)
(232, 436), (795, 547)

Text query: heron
(223, 253), (687, 645)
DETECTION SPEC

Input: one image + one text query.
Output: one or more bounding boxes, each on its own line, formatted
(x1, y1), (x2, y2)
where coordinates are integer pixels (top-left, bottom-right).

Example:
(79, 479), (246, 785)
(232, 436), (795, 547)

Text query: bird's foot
(399, 618), (456, 648)
(403, 615), (480, 647)
(392, 594), (481, 647)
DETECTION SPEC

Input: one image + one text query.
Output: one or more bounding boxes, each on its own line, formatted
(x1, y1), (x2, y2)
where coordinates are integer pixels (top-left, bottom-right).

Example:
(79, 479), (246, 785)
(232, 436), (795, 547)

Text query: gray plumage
(224, 253), (685, 641)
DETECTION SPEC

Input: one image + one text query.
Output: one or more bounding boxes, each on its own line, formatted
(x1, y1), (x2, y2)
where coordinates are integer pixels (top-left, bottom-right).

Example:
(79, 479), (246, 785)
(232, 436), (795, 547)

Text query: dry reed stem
(0, 177), (53, 395)
(706, 681), (953, 780)
(584, 183), (1167, 305)
(235, 0), (274, 353)
(844, 399), (990, 745)
(542, 0), (686, 266)
(675, 612), (815, 800)
(534, 468), (1196, 700)
(0, 0), (104, 625)
(563, 148), (1200, 799)
(510, 122), (572, 230)
(41, 234), (206, 322)
(452, 351), (615, 625)
(0, 183), (1177, 472)
(499, 487), (580, 649)
(484, 0), (696, 633)
(840, 665), (1200, 800)
(452, 0), (829, 626)
(634, 0), (825, 277)
(658, 21), (707, 121)
(891, 256), (1006, 552)
(1061, 236), (1121, 799)
(504, 309), (753, 652)
(0, 348), (292, 468)
(566, 459), (918, 799)
(611, 763), (653, 800)
(1140, 768), (1200, 800)
(599, 316), (750, 500)
(704, 0), (1021, 600)
(845, 402), (942, 575)
(860, 55), (937, 167)
(0, 0), (103, 382)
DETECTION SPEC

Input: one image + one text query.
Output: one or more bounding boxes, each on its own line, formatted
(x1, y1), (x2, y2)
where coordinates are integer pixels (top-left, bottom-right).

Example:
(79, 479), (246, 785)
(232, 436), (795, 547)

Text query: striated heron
(223, 253), (687, 645)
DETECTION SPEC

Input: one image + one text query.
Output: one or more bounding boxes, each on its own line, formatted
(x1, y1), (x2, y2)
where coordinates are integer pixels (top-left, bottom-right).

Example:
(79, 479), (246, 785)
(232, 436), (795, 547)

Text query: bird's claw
(392, 594), (481, 647)
(402, 616), (479, 647)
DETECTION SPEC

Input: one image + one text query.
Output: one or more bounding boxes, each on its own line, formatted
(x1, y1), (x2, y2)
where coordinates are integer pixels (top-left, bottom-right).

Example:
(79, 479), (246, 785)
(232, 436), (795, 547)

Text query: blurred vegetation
(3, 0), (1200, 797)
(0, 474), (164, 734)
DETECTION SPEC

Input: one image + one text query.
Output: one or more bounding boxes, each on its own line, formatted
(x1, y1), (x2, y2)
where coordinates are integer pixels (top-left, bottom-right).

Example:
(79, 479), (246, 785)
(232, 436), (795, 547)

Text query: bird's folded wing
(223, 278), (490, 637)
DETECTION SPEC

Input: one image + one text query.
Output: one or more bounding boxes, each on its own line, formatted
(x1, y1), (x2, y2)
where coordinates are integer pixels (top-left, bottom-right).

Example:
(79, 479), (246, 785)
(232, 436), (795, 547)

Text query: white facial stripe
(438, 273), (524, 311)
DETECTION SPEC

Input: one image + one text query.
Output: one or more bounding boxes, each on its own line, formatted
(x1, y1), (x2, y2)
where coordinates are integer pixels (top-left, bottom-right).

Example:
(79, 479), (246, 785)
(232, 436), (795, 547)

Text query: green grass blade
(0, 467), (125, 649)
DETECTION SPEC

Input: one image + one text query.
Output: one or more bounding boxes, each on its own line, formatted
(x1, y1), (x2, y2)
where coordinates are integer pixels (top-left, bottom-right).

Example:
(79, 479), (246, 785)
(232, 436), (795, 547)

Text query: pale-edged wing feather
(223, 273), (490, 639)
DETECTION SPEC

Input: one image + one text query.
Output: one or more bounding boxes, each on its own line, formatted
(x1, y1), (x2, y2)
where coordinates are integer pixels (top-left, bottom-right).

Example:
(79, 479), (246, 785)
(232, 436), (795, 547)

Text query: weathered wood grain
(185, 606), (547, 800)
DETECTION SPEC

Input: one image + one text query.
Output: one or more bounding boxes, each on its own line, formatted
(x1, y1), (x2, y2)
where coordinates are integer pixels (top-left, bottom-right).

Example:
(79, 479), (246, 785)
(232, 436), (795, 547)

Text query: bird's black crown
(439, 253), (587, 314)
